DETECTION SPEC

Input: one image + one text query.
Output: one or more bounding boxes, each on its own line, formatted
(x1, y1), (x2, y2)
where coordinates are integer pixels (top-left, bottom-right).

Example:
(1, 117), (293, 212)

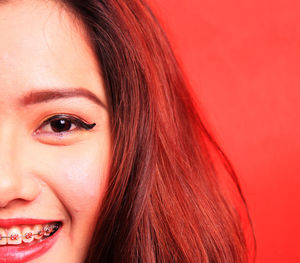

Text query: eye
(35, 114), (96, 134)
(50, 118), (73, 133)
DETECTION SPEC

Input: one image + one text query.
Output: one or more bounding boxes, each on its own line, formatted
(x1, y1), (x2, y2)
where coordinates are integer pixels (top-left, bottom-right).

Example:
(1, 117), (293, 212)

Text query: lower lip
(0, 226), (61, 263)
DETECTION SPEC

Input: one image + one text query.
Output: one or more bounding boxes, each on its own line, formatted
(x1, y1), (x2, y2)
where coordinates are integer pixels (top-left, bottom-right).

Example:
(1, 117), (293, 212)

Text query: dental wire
(0, 223), (60, 240)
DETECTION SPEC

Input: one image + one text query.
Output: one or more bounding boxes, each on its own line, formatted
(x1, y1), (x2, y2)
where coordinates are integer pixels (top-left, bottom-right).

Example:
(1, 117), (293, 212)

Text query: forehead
(0, 0), (105, 103)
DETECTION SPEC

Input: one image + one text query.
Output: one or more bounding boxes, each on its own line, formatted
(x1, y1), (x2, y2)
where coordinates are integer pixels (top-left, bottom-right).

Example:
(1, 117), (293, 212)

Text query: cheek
(42, 139), (111, 220)
(61, 155), (107, 213)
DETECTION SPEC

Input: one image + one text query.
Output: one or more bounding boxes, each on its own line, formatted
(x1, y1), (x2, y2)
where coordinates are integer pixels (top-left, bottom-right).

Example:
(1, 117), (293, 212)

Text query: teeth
(0, 222), (60, 245)
(22, 227), (34, 243)
(8, 227), (22, 245)
(0, 228), (6, 245)
(43, 224), (52, 237)
(33, 224), (44, 240)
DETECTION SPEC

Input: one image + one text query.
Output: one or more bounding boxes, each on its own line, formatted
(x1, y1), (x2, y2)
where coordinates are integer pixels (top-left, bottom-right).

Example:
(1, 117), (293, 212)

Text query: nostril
(0, 199), (27, 209)
(0, 174), (41, 209)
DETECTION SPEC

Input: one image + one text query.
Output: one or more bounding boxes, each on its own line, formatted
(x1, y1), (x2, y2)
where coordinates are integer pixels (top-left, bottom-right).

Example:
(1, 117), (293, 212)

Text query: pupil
(50, 119), (71, 132)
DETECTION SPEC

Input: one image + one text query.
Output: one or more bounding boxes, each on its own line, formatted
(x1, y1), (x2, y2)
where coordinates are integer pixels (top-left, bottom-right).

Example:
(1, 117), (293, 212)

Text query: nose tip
(0, 166), (41, 208)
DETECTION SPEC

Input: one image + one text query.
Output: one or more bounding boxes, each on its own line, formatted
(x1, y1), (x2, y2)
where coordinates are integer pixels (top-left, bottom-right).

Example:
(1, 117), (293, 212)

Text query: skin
(0, 0), (111, 262)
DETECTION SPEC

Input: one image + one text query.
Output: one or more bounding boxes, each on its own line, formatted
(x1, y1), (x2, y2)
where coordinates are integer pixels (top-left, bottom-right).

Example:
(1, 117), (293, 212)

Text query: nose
(0, 127), (40, 208)
(0, 167), (40, 208)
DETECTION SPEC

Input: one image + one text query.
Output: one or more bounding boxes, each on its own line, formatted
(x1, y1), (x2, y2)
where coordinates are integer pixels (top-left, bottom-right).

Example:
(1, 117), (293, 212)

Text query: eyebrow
(19, 87), (106, 109)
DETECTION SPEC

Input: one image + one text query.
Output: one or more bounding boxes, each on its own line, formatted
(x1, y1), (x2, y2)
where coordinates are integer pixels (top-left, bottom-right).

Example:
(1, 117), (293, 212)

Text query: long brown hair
(61, 0), (255, 262)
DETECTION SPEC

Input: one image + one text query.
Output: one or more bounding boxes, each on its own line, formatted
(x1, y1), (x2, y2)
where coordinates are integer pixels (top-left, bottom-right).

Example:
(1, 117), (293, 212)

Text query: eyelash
(35, 114), (96, 135)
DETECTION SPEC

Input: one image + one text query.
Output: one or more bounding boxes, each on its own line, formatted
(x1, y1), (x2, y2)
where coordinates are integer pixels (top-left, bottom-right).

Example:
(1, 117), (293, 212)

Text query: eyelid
(34, 113), (96, 134)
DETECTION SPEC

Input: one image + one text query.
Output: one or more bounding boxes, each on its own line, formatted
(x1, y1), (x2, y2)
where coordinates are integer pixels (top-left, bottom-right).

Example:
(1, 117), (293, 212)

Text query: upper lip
(0, 218), (59, 228)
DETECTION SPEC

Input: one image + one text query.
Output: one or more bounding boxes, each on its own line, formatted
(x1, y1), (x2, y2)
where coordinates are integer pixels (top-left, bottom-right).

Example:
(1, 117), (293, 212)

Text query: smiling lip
(0, 218), (58, 228)
(0, 218), (61, 263)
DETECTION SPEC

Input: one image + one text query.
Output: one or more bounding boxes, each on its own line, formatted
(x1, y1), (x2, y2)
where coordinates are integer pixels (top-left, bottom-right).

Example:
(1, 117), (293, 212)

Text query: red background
(149, 0), (300, 262)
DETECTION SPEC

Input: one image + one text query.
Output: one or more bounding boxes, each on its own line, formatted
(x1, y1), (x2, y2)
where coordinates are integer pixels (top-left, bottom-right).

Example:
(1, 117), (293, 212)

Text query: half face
(0, 1), (111, 262)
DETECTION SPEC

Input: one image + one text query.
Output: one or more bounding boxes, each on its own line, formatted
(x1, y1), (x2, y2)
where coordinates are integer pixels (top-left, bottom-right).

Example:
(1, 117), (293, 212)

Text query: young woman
(0, 0), (254, 262)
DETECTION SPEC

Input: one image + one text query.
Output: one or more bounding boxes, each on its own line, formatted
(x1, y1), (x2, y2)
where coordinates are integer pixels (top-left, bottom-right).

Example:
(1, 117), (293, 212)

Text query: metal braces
(0, 223), (60, 241)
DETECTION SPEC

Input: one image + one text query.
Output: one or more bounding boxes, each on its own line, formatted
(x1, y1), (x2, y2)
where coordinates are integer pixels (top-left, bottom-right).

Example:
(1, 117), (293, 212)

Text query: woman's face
(0, 1), (111, 262)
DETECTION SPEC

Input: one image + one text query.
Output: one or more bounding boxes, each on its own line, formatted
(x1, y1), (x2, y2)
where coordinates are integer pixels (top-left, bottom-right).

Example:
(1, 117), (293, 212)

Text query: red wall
(149, 0), (300, 262)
